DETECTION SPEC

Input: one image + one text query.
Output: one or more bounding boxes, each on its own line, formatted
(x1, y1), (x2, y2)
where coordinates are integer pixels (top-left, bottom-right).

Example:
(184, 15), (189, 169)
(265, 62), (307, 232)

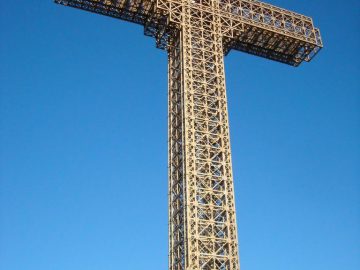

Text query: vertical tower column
(168, 3), (240, 270)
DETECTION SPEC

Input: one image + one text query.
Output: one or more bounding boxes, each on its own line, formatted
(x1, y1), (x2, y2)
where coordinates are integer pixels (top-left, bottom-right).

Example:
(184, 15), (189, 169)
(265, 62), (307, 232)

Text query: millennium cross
(55, 1), (322, 269)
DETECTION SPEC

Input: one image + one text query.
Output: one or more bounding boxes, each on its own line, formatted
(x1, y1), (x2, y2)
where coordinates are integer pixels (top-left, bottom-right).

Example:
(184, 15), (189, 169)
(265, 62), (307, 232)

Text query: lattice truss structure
(55, 1), (322, 269)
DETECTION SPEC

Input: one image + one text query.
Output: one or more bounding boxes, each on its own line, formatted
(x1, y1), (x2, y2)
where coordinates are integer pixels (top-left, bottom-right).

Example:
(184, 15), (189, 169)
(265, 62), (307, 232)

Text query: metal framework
(54, 1), (322, 269)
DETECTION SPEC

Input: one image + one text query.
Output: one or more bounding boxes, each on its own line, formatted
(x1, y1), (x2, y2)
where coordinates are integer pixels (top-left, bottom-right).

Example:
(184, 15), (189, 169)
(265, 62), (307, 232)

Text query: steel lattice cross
(54, 1), (322, 269)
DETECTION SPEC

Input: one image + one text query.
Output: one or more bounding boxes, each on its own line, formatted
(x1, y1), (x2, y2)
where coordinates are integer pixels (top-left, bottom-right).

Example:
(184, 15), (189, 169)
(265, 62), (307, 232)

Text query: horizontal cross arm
(55, 0), (323, 66)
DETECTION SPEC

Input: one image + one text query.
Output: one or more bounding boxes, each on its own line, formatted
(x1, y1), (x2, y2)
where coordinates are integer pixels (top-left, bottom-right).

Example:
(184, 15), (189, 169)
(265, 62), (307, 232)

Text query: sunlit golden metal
(54, 1), (322, 269)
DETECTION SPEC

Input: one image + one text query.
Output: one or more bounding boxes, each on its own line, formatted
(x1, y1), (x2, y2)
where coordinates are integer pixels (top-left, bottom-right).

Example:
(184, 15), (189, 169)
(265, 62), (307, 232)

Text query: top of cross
(55, 0), (322, 66)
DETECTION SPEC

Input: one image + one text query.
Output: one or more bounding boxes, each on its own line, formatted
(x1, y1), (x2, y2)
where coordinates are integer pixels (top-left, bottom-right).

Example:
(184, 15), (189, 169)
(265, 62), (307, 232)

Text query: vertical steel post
(168, 3), (240, 269)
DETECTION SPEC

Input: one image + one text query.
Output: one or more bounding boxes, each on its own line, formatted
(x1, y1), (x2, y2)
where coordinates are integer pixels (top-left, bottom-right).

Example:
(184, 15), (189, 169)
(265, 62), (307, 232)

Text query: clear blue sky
(0, 1), (359, 269)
